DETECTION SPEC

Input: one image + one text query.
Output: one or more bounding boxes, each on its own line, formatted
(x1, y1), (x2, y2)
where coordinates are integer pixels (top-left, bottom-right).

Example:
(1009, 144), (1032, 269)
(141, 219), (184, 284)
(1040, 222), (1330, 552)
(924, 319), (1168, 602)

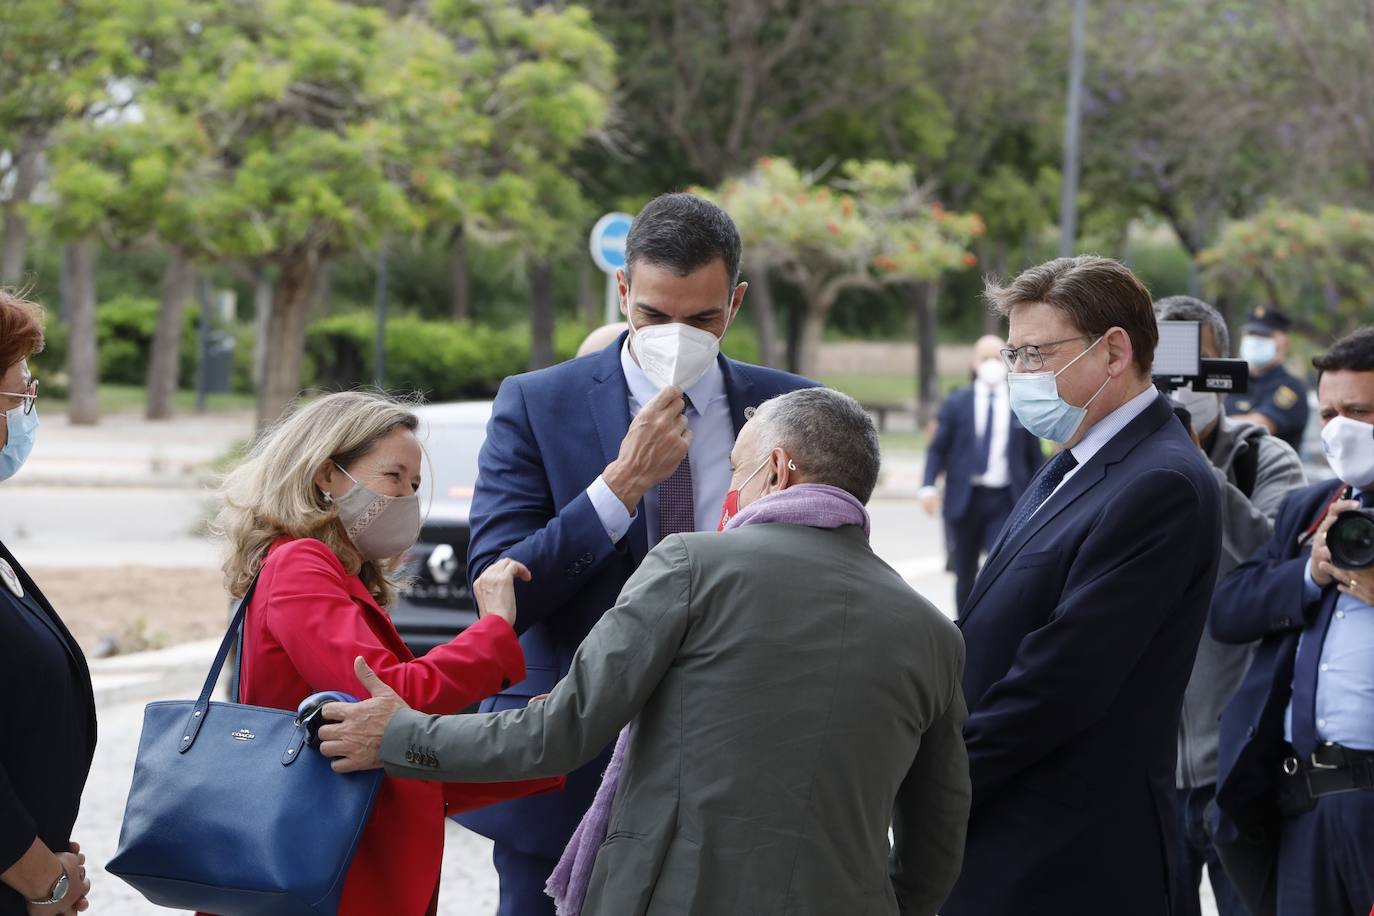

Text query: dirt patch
(29, 566), (230, 656)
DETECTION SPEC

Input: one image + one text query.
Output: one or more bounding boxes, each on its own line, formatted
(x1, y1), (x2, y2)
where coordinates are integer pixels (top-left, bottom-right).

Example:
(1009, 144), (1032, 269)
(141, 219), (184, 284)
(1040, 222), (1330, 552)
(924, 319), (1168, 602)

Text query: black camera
(1328, 509), (1374, 569)
(1151, 320), (1249, 432)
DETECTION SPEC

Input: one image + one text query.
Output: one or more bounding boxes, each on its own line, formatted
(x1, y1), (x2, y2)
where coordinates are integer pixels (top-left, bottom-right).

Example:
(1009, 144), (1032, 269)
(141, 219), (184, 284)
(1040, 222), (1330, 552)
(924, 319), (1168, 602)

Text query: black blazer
(922, 384), (1044, 519)
(940, 395), (1222, 916)
(1210, 480), (1342, 842)
(0, 539), (96, 915)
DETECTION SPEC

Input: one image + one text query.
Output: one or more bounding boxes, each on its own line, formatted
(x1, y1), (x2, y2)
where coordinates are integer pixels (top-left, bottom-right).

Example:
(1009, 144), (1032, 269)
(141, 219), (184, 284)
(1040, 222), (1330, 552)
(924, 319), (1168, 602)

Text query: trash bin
(202, 332), (236, 393)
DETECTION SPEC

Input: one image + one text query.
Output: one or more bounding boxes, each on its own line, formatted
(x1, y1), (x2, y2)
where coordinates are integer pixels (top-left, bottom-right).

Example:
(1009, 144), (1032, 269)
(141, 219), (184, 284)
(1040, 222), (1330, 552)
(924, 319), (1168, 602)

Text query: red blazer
(235, 538), (563, 916)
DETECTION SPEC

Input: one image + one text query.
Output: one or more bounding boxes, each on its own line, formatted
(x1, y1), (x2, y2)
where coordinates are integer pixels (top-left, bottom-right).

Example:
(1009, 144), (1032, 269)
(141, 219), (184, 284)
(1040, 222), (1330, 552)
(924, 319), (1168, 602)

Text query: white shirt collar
(1069, 385), (1158, 467)
(620, 335), (726, 411)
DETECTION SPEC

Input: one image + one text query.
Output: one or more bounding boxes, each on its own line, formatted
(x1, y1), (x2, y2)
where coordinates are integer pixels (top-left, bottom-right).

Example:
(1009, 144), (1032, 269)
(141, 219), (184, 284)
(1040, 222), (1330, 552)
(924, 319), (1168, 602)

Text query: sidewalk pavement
(10, 409), (254, 488)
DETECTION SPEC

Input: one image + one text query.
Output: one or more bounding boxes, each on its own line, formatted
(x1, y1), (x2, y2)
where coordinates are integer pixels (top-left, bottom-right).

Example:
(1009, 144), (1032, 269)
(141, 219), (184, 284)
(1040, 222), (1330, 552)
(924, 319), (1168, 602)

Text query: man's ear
(616, 268), (631, 319)
(770, 448), (796, 491)
(1106, 326), (1135, 378)
(727, 281), (748, 327)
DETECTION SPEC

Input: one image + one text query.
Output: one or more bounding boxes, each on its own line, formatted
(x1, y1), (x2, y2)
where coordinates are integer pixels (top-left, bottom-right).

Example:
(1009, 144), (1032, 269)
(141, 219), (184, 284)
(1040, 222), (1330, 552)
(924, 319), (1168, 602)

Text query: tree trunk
(145, 252), (196, 420)
(915, 279), (941, 428)
(982, 241), (1009, 335)
(796, 296), (829, 381)
(528, 258), (556, 370)
(252, 271), (274, 392)
(785, 298), (804, 374)
(312, 260), (334, 315)
(448, 228), (471, 321)
(256, 255), (321, 429)
(65, 241), (100, 426)
(576, 255), (598, 326)
(1, 146), (43, 285)
(745, 260), (779, 367)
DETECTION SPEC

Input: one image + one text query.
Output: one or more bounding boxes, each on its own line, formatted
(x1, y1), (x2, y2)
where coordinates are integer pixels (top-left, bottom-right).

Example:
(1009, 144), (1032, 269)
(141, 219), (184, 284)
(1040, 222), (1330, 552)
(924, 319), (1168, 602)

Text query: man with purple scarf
(320, 388), (972, 916)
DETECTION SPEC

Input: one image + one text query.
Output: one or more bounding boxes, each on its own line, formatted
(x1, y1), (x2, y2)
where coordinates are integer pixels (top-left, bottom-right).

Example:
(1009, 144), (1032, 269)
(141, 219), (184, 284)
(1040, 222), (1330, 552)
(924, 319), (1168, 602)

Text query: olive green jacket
(383, 524), (970, 916)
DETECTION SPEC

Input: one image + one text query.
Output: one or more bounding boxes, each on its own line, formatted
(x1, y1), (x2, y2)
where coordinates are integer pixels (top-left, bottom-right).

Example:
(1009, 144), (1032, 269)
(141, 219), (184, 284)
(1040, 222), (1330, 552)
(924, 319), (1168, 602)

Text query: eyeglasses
(1000, 336), (1096, 372)
(0, 378), (38, 415)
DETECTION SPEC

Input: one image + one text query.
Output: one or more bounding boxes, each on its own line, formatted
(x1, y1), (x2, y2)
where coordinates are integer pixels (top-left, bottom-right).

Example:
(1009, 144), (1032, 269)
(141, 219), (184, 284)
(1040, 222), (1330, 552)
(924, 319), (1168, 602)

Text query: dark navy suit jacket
(1211, 480), (1343, 844)
(941, 394), (1221, 916)
(922, 384), (1044, 519)
(458, 333), (816, 857)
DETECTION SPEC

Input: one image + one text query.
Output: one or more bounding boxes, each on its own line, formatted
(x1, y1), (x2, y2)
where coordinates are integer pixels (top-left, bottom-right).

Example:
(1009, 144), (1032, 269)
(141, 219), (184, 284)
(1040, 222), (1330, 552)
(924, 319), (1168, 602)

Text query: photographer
(1212, 327), (1374, 916)
(1154, 297), (1307, 916)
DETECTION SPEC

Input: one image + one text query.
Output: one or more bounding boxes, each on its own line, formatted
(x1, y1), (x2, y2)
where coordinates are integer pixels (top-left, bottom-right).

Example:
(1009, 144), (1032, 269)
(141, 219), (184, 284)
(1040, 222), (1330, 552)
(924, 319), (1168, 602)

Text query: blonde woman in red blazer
(214, 392), (561, 916)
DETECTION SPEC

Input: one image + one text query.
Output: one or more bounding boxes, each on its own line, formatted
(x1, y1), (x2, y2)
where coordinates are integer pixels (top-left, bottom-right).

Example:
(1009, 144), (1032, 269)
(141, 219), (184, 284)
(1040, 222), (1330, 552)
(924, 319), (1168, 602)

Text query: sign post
(589, 212), (633, 324)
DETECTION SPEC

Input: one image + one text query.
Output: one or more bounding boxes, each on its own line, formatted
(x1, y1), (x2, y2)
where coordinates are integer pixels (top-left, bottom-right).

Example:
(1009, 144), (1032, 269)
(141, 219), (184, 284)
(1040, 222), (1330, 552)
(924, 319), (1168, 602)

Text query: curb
(89, 638), (224, 706)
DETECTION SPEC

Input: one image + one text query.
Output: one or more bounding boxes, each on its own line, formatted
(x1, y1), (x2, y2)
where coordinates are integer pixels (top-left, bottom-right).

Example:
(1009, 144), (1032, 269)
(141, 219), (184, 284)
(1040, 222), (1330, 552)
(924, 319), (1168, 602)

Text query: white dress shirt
(1052, 384), (1159, 498)
(972, 380), (1012, 488)
(584, 339), (735, 546)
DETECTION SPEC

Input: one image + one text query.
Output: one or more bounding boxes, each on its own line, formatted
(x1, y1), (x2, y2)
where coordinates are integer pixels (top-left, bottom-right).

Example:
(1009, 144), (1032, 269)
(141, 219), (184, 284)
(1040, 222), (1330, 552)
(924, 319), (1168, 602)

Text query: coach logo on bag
(231, 728), (256, 741)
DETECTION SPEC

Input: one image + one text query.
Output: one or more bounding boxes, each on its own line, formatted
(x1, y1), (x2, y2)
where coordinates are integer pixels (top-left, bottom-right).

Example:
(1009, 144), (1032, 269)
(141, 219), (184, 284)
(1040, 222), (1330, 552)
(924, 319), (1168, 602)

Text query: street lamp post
(1059, 0), (1087, 258)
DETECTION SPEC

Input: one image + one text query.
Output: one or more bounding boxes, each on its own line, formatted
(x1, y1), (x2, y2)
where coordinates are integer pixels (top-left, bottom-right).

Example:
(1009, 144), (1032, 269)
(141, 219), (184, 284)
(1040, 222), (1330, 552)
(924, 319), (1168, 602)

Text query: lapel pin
(0, 558), (23, 599)
(744, 406), (756, 419)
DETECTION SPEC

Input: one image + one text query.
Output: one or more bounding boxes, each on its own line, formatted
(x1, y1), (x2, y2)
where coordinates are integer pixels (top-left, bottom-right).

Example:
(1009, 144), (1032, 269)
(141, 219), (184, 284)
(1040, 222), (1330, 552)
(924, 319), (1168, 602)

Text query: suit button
(428, 755), (438, 767)
(579, 552), (593, 563)
(501, 678), (511, 689)
(405, 751), (415, 763)
(1277, 617), (1291, 628)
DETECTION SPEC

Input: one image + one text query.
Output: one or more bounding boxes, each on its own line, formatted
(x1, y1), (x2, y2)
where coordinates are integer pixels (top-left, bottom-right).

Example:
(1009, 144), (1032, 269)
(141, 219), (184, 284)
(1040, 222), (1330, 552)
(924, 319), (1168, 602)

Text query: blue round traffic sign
(589, 212), (634, 274)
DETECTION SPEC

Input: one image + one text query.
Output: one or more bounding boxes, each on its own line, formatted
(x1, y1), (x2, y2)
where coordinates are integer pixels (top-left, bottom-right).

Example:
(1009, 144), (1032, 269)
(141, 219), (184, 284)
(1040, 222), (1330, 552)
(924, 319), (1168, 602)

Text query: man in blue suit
(940, 256), (1221, 916)
(1211, 328), (1374, 916)
(922, 334), (1044, 616)
(460, 192), (816, 915)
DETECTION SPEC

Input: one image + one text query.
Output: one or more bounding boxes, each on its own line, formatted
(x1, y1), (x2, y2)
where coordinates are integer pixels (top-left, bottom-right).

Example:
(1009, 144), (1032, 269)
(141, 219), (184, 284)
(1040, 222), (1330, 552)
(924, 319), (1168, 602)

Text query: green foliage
(36, 294), (200, 388)
(1200, 204), (1374, 334)
(707, 158), (980, 304)
(303, 312), (597, 400)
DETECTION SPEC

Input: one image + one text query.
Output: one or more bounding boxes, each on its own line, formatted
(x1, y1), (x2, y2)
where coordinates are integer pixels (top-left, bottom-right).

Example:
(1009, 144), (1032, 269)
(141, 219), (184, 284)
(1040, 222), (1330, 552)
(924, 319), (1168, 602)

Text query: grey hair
(751, 388), (881, 504)
(1155, 295), (1230, 357)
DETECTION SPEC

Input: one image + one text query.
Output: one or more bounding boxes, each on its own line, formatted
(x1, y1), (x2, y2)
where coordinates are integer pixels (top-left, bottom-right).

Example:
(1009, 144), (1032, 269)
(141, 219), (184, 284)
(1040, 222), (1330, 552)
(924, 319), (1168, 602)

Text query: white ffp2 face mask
(1321, 415), (1374, 489)
(1173, 385), (1220, 436)
(630, 318), (724, 391)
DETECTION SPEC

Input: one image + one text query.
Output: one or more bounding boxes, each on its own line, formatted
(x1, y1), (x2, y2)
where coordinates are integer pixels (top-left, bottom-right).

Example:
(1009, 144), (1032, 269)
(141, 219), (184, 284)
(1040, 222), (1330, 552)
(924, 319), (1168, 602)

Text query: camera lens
(1328, 509), (1374, 569)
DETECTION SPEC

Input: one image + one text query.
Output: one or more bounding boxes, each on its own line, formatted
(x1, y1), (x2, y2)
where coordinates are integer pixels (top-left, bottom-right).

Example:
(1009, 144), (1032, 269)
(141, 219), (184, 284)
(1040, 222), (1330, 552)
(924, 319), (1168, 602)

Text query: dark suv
(391, 401), (493, 658)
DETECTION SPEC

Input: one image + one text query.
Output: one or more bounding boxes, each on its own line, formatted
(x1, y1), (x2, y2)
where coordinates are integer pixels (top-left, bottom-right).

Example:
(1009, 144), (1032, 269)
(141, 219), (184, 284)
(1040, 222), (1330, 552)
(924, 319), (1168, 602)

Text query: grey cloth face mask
(332, 466), (423, 561)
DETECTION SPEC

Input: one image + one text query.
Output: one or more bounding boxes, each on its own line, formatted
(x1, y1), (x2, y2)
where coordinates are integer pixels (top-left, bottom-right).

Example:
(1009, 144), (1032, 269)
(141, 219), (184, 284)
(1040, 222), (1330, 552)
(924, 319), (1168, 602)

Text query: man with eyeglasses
(940, 256), (1222, 916)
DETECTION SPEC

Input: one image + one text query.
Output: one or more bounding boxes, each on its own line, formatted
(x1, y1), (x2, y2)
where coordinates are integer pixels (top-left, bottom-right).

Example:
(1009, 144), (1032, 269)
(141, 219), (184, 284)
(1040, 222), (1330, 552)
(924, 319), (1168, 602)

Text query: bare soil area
(29, 566), (230, 656)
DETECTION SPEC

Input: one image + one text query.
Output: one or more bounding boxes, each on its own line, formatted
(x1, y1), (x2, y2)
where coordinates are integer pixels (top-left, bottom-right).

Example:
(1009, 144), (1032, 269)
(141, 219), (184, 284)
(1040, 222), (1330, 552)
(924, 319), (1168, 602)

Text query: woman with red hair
(0, 290), (96, 915)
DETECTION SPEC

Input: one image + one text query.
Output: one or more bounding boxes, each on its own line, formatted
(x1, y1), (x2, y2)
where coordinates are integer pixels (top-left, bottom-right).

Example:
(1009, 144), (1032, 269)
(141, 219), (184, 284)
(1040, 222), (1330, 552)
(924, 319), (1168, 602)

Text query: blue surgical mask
(0, 406), (38, 482)
(1239, 334), (1277, 371)
(1007, 337), (1110, 443)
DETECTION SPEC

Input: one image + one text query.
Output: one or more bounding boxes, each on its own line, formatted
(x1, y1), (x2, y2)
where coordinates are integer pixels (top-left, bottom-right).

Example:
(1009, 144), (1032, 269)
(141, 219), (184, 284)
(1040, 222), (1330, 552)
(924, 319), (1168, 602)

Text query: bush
(306, 313), (531, 401)
(31, 294), (199, 389)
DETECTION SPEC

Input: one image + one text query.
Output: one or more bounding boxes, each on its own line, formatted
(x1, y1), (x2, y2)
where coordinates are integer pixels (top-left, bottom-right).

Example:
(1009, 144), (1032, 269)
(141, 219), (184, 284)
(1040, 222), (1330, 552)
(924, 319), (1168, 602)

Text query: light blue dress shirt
(585, 339), (735, 546)
(1286, 494), (1374, 751)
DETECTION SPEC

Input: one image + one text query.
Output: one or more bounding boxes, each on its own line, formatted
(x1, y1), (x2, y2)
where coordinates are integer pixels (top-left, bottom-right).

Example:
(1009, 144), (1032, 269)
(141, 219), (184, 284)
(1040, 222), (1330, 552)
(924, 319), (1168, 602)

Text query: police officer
(1226, 306), (1309, 452)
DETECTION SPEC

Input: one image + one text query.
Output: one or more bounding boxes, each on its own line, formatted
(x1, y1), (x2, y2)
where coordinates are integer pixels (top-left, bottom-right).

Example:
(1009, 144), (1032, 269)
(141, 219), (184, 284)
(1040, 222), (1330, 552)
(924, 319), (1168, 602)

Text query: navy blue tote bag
(108, 574), (384, 915)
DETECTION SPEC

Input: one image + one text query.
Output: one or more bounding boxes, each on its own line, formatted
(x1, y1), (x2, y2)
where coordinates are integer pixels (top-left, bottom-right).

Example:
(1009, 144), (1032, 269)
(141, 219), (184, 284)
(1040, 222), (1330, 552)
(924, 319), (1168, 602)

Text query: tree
(706, 158), (981, 379)
(413, 0), (613, 365)
(58, 0), (476, 427)
(1199, 204), (1374, 336)
(0, 0), (145, 284)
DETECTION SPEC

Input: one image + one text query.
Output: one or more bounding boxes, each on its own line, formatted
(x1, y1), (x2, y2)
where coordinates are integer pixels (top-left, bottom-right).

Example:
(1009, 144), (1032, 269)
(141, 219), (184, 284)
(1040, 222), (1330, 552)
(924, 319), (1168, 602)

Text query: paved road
(39, 484), (1219, 915)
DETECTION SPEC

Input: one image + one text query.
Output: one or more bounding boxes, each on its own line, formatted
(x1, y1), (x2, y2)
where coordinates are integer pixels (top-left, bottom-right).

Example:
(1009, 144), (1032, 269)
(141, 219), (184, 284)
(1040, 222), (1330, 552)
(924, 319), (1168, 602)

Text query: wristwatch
(28, 866), (69, 906)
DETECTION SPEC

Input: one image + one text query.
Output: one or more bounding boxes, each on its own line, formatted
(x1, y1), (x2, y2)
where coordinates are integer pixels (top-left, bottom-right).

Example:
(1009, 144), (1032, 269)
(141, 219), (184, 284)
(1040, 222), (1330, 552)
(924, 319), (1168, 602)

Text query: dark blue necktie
(1290, 489), (1372, 757)
(655, 394), (695, 542)
(974, 390), (994, 475)
(1002, 449), (1077, 545)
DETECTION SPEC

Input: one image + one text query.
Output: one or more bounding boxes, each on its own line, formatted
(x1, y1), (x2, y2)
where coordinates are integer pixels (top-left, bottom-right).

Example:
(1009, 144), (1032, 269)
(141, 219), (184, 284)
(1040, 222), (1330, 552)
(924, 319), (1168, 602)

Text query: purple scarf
(545, 483), (869, 914)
